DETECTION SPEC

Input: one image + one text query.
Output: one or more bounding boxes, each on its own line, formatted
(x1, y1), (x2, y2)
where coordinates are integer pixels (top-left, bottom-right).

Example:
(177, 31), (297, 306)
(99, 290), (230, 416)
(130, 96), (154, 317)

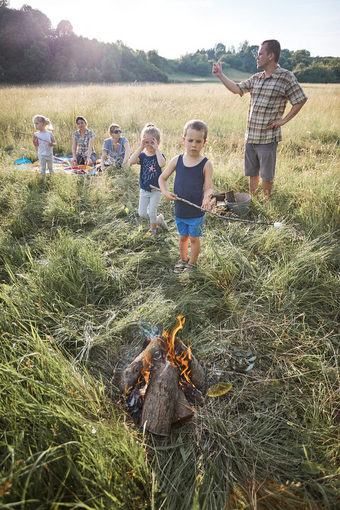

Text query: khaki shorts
(244, 142), (278, 181)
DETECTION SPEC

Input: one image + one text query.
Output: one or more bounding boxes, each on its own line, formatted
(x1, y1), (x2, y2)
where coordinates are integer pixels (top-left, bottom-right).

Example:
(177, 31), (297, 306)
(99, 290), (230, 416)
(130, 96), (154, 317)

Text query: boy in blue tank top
(159, 120), (213, 273)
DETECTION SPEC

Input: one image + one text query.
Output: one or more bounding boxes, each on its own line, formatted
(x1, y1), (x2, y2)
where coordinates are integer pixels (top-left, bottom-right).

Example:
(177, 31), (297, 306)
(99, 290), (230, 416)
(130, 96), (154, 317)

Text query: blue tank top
(174, 154), (208, 218)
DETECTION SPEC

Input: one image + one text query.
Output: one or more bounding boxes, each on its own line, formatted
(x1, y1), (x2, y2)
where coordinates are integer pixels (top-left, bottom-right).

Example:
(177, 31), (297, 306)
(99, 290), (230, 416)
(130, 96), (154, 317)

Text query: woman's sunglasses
(111, 129), (121, 134)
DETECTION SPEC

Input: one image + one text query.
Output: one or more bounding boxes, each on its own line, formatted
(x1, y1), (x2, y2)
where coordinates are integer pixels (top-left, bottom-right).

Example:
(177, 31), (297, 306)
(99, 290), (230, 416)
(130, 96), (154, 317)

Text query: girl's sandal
(182, 263), (198, 273)
(173, 259), (188, 274)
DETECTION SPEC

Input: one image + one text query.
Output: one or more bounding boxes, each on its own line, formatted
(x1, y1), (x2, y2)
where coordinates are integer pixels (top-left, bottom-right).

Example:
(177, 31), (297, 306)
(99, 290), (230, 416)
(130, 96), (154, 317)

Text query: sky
(9, 0), (340, 58)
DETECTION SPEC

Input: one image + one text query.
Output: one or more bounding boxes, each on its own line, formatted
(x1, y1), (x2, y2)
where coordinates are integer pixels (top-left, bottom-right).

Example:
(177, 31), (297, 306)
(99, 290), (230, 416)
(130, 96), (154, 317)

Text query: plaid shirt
(238, 66), (307, 144)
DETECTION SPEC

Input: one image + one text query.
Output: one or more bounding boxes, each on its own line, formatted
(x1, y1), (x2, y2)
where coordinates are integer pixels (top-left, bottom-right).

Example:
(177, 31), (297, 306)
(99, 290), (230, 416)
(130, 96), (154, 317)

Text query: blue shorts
(175, 215), (205, 237)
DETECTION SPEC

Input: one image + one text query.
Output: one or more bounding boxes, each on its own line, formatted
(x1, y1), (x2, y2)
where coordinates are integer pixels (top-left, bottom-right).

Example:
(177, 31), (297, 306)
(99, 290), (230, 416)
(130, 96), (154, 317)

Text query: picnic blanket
(14, 156), (100, 176)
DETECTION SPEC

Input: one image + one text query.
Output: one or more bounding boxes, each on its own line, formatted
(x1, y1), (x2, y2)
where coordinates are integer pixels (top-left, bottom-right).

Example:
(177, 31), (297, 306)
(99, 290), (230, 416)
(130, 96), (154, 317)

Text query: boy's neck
(183, 151), (203, 164)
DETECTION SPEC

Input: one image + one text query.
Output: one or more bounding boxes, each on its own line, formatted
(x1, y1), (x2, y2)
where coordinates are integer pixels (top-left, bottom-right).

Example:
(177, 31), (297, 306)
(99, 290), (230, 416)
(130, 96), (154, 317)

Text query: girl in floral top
(71, 116), (96, 166)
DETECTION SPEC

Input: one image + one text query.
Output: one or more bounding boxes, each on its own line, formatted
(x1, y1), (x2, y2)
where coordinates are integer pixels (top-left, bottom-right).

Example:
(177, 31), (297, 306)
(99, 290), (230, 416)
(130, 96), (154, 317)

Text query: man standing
(212, 40), (307, 200)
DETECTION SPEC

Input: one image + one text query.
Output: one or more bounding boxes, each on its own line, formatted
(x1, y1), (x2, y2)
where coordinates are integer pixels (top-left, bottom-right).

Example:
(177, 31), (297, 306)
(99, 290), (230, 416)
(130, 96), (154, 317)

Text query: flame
(162, 315), (193, 385)
(138, 315), (194, 389)
(139, 351), (152, 386)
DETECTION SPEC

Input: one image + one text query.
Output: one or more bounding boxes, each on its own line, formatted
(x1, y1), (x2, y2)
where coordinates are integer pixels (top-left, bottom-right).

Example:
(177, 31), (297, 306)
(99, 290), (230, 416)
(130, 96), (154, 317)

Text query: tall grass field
(0, 83), (339, 509)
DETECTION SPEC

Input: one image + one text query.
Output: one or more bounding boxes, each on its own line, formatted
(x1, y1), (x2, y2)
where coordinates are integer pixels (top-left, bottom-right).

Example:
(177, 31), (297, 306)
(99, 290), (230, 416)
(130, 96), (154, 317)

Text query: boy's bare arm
(212, 62), (242, 96)
(202, 160), (213, 209)
(158, 156), (178, 200)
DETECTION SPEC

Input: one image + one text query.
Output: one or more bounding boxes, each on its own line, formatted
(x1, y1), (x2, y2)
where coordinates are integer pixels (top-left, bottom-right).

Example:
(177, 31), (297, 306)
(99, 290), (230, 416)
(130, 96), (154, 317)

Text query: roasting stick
(11, 129), (50, 144)
(150, 185), (282, 228)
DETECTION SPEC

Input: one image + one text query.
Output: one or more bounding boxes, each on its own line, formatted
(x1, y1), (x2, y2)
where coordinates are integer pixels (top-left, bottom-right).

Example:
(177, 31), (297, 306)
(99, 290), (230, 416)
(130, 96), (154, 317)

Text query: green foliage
(0, 6), (168, 84)
(294, 62), (340, 83)
(0, 83), (339, 508)
(0, 330), (151, 509)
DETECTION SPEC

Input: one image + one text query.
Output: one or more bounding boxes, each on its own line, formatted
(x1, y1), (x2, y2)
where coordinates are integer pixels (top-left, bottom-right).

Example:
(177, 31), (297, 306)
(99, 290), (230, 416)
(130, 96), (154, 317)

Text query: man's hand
(267, 119), (285, 129)
(212, 62), (223, 77)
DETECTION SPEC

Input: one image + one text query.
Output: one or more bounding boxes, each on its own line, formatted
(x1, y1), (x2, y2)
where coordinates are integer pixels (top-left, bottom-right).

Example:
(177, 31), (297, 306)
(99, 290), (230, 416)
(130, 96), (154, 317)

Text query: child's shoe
(182, 263), (198, 273)
(173, 259), (188, 274)
(157, 213), (168, 230)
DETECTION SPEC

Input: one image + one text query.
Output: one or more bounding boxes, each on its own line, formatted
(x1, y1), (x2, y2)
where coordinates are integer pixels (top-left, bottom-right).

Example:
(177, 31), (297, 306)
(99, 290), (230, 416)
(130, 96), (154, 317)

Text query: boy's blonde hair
(109, 123), (121, 135)
(33, 114), (53, 130)
(183, 119), (208, 140)
(141, 123), (161, 142)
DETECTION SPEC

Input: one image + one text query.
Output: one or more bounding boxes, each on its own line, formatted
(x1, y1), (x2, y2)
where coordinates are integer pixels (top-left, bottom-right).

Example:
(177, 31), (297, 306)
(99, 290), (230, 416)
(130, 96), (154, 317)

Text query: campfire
(121, 315), (205, 437)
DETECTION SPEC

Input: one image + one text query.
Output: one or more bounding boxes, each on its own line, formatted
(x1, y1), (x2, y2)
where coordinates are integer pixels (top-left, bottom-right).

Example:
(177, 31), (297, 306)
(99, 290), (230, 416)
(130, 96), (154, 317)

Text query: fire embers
(121, 316), (205, 437)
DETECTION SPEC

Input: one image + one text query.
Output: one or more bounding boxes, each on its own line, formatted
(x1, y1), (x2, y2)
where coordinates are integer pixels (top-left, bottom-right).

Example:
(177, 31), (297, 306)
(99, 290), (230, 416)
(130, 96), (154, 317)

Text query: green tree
(214, 42), (226, 60)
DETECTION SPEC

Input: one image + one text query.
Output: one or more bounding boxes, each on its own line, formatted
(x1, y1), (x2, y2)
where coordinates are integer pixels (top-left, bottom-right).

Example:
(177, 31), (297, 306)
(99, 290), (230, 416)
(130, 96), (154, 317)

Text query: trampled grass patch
(0, 83), (339, 509)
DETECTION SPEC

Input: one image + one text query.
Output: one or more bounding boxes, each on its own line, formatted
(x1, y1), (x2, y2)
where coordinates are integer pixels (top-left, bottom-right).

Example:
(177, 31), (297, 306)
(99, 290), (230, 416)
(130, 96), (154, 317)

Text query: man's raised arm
(212, 62), (242, 95)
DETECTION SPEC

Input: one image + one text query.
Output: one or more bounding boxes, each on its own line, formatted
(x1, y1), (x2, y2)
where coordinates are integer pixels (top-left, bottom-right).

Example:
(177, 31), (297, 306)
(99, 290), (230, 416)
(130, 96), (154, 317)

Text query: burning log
(141, 360), (179, 436)
(172, 388), (194, 423)
(121, 315), (205, 437)
(120, 337), (165, 394)
(174, 338), (205, 389)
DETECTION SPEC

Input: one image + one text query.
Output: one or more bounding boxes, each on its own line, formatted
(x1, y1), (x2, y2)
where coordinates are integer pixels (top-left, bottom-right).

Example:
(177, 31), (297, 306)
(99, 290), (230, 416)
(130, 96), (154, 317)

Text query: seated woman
(101, 123), (130, 171)
(71, 116), (97, 166)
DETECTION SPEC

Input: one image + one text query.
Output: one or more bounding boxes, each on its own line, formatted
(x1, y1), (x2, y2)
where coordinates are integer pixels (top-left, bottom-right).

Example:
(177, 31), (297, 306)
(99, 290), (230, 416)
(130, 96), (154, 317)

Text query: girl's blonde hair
(33, 115), (53, 130)
(109, 123), (121, 135)
(141, 123), (161, 142)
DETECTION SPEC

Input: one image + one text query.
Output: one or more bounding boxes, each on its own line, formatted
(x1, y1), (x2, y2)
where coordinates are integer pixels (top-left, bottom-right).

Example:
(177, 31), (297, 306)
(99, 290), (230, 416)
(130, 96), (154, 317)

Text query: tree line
(0, 2), (339, 84)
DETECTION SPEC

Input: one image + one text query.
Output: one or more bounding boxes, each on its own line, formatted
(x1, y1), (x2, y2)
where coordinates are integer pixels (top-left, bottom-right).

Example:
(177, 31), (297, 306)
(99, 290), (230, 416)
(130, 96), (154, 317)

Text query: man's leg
(262, 179), (273, 201)
(249, 175), (260, 194)
(257, 142), (278, 200)
(244, 143), (260, 194)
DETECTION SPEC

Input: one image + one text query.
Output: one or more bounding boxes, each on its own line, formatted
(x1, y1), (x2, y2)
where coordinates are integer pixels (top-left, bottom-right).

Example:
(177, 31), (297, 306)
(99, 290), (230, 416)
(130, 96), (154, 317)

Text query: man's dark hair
(262, 40), (281, 63)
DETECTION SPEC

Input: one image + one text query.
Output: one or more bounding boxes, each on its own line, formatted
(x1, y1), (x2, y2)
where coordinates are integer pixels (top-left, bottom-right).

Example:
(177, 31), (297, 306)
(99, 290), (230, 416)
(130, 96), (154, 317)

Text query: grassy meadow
(0, 82), (339, 509)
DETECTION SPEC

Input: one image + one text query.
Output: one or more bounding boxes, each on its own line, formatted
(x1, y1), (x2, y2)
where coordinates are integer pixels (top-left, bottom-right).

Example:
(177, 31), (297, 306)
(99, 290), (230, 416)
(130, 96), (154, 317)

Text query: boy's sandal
(182, 263), (198, 273)
(173, 259), (188, 274)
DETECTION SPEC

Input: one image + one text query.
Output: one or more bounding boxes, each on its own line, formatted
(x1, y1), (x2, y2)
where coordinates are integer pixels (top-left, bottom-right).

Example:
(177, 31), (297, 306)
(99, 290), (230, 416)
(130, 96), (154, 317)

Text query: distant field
(0, 83), (339, 509)
(167, 67), (251, 82)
